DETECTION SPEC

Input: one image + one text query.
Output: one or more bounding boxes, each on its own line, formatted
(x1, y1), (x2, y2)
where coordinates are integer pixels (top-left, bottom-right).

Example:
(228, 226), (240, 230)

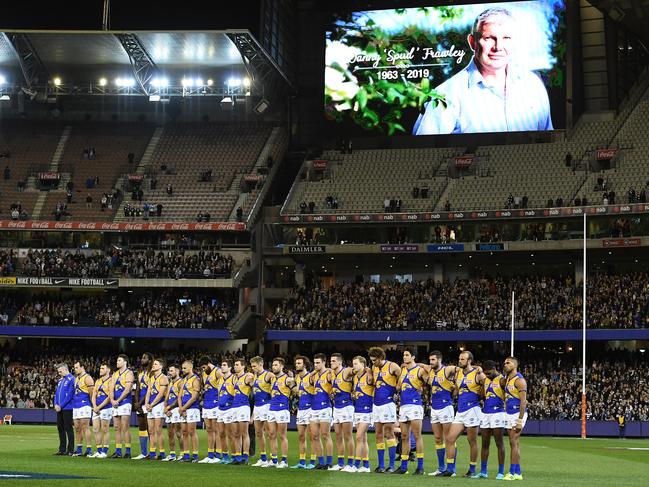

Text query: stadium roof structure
(0, 29), (293, 99)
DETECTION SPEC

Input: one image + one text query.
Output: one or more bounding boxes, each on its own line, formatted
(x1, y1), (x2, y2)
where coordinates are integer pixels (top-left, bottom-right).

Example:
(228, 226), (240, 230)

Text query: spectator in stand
(556, 197), (563, 207)
(308, 201), (315, 214)
(4, 165), (10, 180)
(86, 194), (92, 208)
(166, 184), (173, 197)
(236, 207), (243, 222)
(384, 197), (390, 213)
(156, 203), (163, 217)
(628, 188), (636, 204)
(444, 200), (451, 212)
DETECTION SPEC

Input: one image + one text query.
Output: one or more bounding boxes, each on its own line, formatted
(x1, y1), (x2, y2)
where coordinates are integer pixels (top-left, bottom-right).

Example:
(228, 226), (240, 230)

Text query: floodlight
(151, 77), (169, 88)
(0, 75), (6, 84)
(228, 77), (241, 87)
(181, 78), (193, 87)
(207, 79), (213, 86)
(99, 78), (107, 86)
(149, 95), (161, 102)
(243, 77), (251, 87)
(195, 78), (204, 86)
(53, 77), (62, 86)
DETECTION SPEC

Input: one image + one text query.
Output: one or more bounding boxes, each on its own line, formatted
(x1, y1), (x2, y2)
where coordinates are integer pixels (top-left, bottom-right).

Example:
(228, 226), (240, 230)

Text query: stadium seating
(114, 122), (276, 222)
(42, 123), (153, 221)
(0, 122), (63, 220)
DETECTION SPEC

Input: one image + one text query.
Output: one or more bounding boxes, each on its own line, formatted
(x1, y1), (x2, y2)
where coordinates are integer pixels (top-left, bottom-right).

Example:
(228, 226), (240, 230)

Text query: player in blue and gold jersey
(162, 363), (182, 461)
(132, 352), (153, 460)
(198, 355), (222, 464)
(178, 360), (201, 462)
(291, 355), (316, 469)
(395, 348), (429, 475)
(72, 360), (94, 457)
(442, 350), (486, 477)
(476, 360), (506, 479)
(266, 357), (295, 468)
(90, 361), (112, 458)
(368, 346), (401, 473)
(144, 358), (169, 460)
(250, 356), (273, 467)
(426, 350), (457, 476)
(231, 357), (254, 465)
(109, 354), (134, 458)
(503, 356), (527, 481)
(352, 355), (374, 473)
(330, 353), (355, 471)
(218, 359), (236, 464)
(310, 353), (334, 470)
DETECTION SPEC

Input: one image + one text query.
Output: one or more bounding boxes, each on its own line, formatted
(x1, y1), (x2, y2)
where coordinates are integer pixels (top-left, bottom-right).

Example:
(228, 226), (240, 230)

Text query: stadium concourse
(1, 0), (649, 485)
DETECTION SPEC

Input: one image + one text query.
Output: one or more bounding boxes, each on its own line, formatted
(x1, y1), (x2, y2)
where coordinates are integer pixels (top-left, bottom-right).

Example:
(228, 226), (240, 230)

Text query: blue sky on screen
(331, 0), (564, 72)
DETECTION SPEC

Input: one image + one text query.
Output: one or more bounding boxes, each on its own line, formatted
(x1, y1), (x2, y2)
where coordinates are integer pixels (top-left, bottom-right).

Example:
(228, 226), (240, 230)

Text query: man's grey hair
(472, 7), (514, 36)
(56, 363), (69, 371)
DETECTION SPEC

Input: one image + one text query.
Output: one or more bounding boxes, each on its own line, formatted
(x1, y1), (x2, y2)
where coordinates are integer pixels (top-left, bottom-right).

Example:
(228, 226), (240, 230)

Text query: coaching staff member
(54, 363), (75, 455)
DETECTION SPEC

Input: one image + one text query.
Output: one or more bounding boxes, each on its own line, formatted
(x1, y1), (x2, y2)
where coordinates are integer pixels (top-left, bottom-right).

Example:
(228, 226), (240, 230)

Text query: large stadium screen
(325, 1), (566, 136)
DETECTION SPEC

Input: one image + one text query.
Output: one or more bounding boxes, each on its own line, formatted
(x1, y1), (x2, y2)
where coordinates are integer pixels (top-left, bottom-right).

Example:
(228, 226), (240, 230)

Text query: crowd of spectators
(9, 290), (236, 329)
(526, 355), (649, 422)
(1, 248), (234, 279)
(118, 249), (233, 278)
(268, 273), (649, 331)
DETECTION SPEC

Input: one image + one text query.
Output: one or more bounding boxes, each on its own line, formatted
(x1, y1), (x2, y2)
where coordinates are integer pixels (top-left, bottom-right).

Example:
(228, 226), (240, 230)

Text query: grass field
(0, 426), (647, 485)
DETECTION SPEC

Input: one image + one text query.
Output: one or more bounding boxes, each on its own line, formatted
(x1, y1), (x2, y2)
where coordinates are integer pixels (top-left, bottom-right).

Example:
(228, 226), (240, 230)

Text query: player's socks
(354, 457), (361, 469)
(234, 451), (242, 462)
(139, 431), (148, 456)
(469, 461), (477, 474)
(326, 455), (333, 467)
(76, 444), (82, 455)
(281, 456), (287, 464)
(509, 463), (516, 475)
(376, 443), (385, 469)
(310, 454), (316, 466)
(260, 451), (267, 462)
(243, 453), (249, 463)
(363, 458), (370, 469)
(317, 456), (325, 466)
(158, 450), (166, 459)
(299, 453), (306, 466)
(222, 452), (230, 462)
(347, 457), (354, 467)
(271, 454), (278, 465)
(481, 461), (488, 475)
(85, 446), (92, 455)
(183, 451), (190, 461)
(125, 443), (131, 456)
(446, 457), (456, 474)
(498, 464), (505, 476)
(115, 444), (122, 456)
(149, 448), (156, 459)
(215, 449), (222, 460)
(169, 450), (176, 459)
(208, 449), (215, 459)
(103, 445), (109, 454)
(435, 443), (446, 471)
(417, 453), (424, 471)
(192, 452), (199, 461)
(400, 454), (409, 472)
(337, 456), (344, 468)
(387, 438), (397, 469)
(516, 464), (521, 475)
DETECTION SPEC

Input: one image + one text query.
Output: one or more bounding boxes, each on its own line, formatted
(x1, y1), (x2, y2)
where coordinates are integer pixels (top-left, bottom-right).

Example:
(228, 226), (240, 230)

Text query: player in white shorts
(250, 356), (273, 467)
(177, 360), (201, 462)
(72, 361), (94, 457)
(425, 350), (457, 476)
(368, 347), (401, 473)
(291, 355), (316, 469)
(163, 364), (182, 461)
(441, 351), (486, 478)
(330, 353), (355, 472)
(230, 358), (254, 464)
(143, 358), (169, 460)
(90, 362), (112, 458)
(109, 354), (134, 458)
(351, 355), (374, 473)
(503, 356), (528, 481)
(395, 348), (429, 475)
(475, 360), (506, 479)
(217, 359), (236, 464)
(309, 353), (334, 470)
(197, 356), (222, 464)
(265, 357), (294, 469)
